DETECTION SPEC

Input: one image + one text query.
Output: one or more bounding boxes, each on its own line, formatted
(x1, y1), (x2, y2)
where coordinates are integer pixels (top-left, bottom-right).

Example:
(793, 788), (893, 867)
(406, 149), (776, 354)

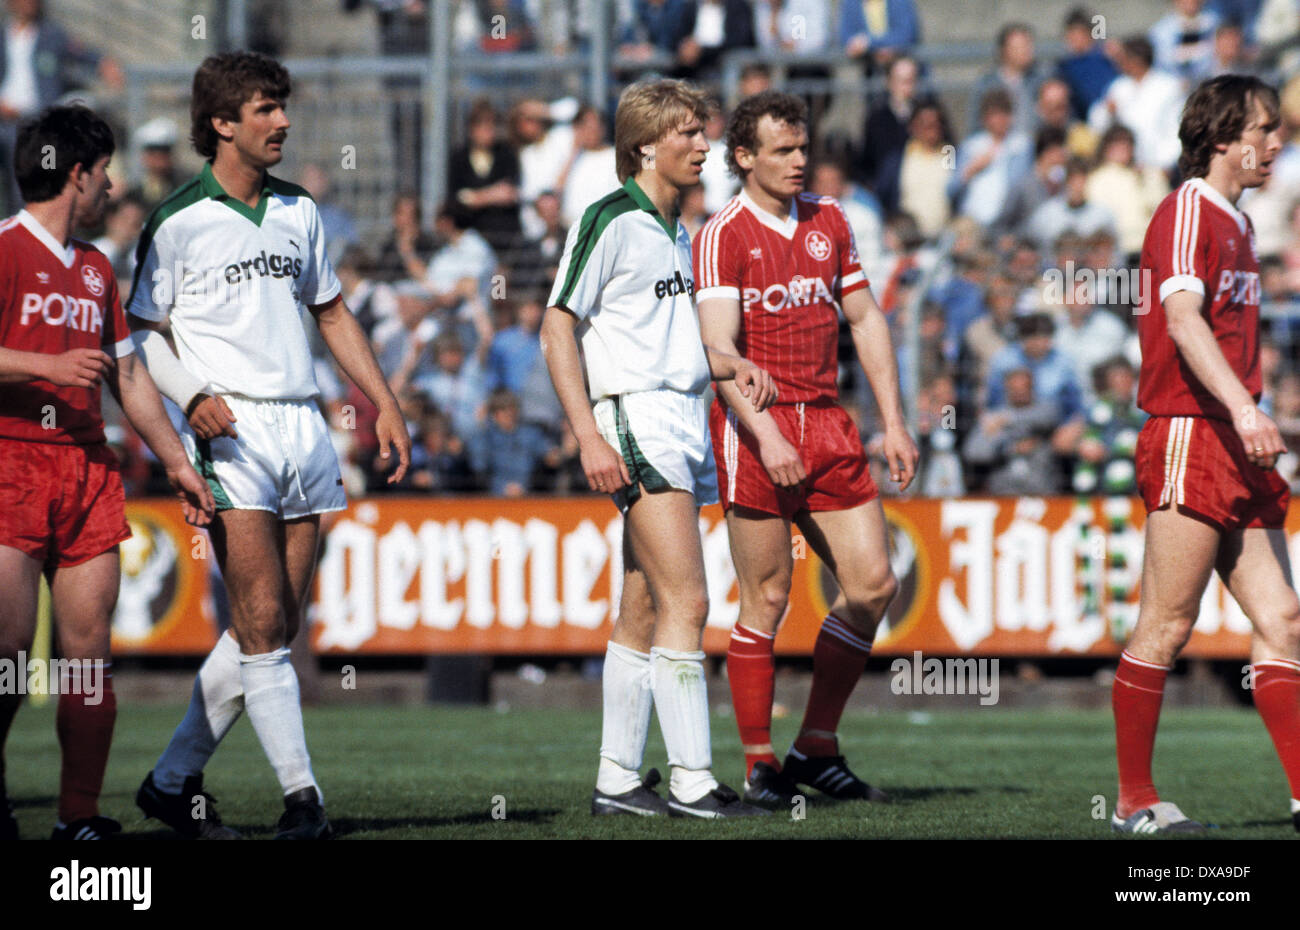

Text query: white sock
(1291, 798), (1300, 814)
(239, 647), (319, 800)
(595, 641), (653, 795)
(154, 631), (245, 793)
(650, 646), (717, 803)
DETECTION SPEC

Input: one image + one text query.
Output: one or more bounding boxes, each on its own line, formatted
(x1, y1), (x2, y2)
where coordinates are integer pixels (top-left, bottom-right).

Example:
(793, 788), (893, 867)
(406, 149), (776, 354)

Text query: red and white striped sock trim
(730, 623), (775, 645)
(821, 615), (872, 654)
(1120, 650), (1172, 672)
(1253, 658), (1300, 675)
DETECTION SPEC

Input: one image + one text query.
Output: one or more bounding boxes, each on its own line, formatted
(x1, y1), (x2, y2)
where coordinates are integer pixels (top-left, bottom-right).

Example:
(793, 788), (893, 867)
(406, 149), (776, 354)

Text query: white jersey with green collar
(127, 162), (341, 400)
(547, 176), (710, 401)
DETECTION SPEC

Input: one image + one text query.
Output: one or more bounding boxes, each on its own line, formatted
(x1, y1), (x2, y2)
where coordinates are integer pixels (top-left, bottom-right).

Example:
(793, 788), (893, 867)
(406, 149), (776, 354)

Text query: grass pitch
(7, 703), (1295, 839)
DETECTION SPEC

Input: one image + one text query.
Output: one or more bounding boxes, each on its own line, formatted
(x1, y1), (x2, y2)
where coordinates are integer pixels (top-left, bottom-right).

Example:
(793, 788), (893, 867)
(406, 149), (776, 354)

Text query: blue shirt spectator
(1057, 9), (1119, 121)
(985, 314), (1085, 421)
(468, 390), (556, 496)
(839, 0), (921, 62)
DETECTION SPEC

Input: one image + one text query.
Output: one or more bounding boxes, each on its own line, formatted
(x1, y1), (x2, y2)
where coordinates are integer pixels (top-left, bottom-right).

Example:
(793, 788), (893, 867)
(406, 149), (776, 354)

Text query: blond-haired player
(543, 79), (776, 817)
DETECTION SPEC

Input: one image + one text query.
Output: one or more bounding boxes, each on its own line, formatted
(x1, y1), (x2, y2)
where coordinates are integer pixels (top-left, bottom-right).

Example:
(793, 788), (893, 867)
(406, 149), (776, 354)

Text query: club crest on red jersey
(81, 264), (105, 297)
(804, 230), (832, 262)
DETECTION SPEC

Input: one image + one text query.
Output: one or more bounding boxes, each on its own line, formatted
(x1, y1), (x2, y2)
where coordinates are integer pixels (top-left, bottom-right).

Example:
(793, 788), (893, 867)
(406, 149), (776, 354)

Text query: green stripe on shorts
(194, 439), (235, 511)
(612, 395), (671, 510)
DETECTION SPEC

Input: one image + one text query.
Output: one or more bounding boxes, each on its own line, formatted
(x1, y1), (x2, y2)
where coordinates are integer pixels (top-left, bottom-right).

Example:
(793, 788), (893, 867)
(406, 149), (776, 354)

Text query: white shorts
(593, 388), (718, 512)
(177, 395), (347, 519)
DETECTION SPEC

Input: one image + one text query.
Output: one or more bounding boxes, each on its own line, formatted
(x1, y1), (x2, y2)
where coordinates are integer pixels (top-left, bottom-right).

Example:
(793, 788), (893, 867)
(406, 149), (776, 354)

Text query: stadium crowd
(21, 0), (1300, 500)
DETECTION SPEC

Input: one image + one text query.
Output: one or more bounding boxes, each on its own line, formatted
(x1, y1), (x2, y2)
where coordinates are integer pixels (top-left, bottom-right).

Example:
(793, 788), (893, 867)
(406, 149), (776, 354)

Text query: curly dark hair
(725, 90), (807, 180)
(190, 52), (291, 159)
(1178, 74), (1279, 180)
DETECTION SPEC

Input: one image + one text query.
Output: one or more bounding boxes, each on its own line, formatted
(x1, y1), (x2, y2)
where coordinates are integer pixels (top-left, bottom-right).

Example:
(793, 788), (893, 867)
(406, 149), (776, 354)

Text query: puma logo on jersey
(653, 271), (694, 299)
(19, 291), (104, 333)
(1215, 269), (1260, 305)
(223, 250), (304, 285)
(742, 275), (836, 313)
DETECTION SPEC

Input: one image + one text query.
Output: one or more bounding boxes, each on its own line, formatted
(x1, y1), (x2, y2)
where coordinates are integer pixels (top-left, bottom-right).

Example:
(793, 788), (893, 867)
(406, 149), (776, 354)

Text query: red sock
(793, 615), (872, 758)
(1252, 660), (1300, 801)
(56, 666), (116, 824)
(1112, 650), (1168, 817)
(728, 624), (778, 775)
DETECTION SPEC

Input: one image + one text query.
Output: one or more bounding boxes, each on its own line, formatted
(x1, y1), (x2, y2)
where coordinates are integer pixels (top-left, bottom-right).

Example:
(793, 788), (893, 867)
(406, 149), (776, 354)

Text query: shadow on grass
(332, 808), (563, 835)
(879, 785), (1029, 802)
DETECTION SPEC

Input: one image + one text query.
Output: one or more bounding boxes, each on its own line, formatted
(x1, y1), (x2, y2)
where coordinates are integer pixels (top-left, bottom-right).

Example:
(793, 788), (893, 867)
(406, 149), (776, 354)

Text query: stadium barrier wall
(112, 496), (1273, 659)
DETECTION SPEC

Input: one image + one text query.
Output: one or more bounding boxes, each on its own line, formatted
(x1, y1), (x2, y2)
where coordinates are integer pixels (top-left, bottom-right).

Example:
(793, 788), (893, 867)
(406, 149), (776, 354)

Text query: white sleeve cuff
(695, 286), (740, 303)
(1159, 275), (1205, 303)
(110, 336), (135, 359)
(841, 271), (867, 290)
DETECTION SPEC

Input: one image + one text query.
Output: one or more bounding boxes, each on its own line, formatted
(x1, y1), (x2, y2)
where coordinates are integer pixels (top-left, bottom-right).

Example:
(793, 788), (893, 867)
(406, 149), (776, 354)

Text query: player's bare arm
(309, 294), (411, 483)
(1164, 290), (1285, 468)
(0, 345), (111, 387)
(540, 304), (631, 494)
(703, 344), (777, 411)
(106, 352), (215, 526)
(127, 313), (239, 440)
(842, 286), (919, 491)
(698, 295), (804, 488)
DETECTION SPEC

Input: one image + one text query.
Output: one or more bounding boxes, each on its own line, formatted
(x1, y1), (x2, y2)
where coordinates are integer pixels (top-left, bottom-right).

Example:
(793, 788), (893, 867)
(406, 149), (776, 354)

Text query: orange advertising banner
(112, 496), (1276, 659)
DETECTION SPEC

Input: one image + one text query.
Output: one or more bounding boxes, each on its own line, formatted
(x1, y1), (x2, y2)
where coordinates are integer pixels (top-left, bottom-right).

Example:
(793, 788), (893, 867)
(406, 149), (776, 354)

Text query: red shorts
(0, 438), (131, 568)
(1135, 415), (1290, 532)
(710, 400), (878, 520)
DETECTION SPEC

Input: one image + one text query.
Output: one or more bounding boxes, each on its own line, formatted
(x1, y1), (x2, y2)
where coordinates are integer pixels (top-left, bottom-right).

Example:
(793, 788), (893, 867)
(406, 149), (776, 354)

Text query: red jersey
(1137, 178), (1261, 422)
(693, 189), (868, 404)
(0, 211), (133, 444)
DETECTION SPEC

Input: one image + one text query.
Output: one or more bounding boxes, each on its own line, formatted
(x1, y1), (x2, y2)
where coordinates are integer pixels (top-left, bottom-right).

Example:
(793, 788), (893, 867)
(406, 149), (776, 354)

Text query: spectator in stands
(448, 99), (523, 256)
(1257, 0), (1300, 76)
(1057, 7), (1118, 122)
(509, 189), (566, 294)
(1085, 124), (1170, 261)
(809, 157), (884, 277)
(91, 195), (146, 292)
(1034, 76), (1097, 159)
(468, 388), (557, 496)
(1205, 20), (1256, 78)
(373, 281), (437, 380)
(738, 61), (773, 97)
(699, 100), (738, 215)
(487, 293), (543, 394)
(402, 328), (491, 442)
(963, 366), (1063, 495)
(753, 0), (830, 56)
(1069, 355), (1146, 495)
(895, 99), (954, 237)
(126, 118), (183, 215)
(424, 201), (498, 348)
(299, 162), (360, 266)
(1149, 0), (1221, 84)
(960, 270), (1019, 399)
(1270, 370), (1300, 492)
(373, 190), (437, 283)
(986, 312), (1085, 422)
(619, 0), (697, 72)
(465, 0), (537, 54)
(949, 88), (1034, 227)
(509, 95), (579, 238)
(839, 0), (921, 73)
(0, 0), (123, 213)
(335, 245), (397, 339)
(1087, 36), (1185, 176)
(1210, 0), (1263, 43)
(558, 105), (618, 229)
(966, 23), (1047, 135)
(858, 54), (922, 196)
(932, 235), (995, 360)
(998, 126), (1069, 243)
(405, 405), (475, 493)
(1026, 156), (1117, 252)
(677, 0), (757, 80)
(1053, 299), (1129, 407)
(913, 371), (966, 496)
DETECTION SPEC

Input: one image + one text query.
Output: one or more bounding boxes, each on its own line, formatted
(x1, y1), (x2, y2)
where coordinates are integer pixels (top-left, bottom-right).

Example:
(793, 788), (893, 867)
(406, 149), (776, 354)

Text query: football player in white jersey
(543, 78), (776, 817)
(126, 52), (410, 839)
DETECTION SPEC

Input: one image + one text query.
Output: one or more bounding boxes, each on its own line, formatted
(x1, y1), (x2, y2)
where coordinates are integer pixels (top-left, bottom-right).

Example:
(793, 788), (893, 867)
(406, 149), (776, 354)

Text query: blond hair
(614, 78), (712, 182)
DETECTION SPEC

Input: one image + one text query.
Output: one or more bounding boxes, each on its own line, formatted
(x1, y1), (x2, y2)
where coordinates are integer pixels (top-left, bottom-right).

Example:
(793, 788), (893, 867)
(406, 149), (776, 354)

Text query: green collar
(624, 176), (678, 239)
(200, 161), (273, 226)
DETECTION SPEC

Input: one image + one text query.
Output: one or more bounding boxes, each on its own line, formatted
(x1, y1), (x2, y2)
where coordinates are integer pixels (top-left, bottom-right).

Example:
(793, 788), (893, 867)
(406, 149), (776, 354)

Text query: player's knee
(0, 633), (33, 661)
(751, 575), (792, 623)
(661, 589), (710, 628)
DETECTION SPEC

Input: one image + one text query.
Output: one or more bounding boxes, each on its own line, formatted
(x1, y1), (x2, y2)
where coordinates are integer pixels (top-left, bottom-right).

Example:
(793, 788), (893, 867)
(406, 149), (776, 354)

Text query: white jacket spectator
(1088, 37), (1185, 173)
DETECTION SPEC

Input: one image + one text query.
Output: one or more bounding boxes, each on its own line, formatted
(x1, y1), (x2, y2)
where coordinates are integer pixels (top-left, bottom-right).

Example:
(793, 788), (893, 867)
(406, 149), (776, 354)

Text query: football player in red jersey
(1112, 75), (1300, 834)
(0, 104), (213, 840)
(694, 91), (918, 807)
